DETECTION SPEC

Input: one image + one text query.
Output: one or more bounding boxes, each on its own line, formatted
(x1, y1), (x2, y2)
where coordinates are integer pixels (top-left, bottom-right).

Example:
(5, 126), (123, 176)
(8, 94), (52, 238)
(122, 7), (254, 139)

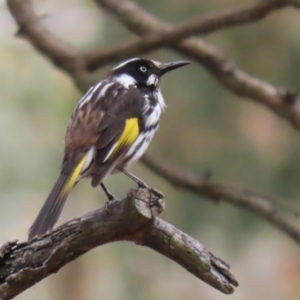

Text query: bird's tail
(28, 155), (88, 240)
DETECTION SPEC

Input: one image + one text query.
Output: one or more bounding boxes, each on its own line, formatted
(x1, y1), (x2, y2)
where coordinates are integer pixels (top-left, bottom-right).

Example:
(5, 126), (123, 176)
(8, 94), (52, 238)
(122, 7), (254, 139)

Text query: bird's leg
(118, 168), (148, 188)
(119, 168), (164, 206)
(100, 182), (118, 206)
(101, 182), (118, 214)
(100, 183), (118, 202)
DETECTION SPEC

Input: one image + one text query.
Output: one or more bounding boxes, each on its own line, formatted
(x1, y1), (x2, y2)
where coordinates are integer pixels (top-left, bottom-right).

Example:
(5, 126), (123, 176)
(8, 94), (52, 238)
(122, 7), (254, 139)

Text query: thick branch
(0, 188), (237, 299)
(96, 0), (300, 131)
(141, 154), (300, 245)
(145, 218), (238, 293)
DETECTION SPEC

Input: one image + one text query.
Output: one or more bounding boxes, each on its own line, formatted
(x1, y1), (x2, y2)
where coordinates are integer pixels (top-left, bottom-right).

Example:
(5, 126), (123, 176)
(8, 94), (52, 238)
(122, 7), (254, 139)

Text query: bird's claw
(104, 198), (118, 215)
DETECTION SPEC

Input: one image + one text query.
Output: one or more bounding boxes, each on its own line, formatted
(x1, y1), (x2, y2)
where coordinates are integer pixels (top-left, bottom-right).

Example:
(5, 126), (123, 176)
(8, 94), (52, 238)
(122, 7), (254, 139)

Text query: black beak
(159, 60), (191, 76)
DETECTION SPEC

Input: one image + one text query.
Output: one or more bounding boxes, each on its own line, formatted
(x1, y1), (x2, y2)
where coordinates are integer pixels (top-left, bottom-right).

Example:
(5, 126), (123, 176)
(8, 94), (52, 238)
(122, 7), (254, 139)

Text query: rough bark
(0, 188), (237, 299)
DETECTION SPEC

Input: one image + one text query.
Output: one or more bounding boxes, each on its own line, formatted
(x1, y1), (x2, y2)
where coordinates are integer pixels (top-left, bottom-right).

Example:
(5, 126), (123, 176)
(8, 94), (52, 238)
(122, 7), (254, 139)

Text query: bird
(28, 57), (190, 240)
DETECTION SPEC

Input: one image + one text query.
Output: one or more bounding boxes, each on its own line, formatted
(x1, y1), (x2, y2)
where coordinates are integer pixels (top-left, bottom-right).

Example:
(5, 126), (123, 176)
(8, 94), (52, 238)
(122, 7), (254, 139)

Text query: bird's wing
(91, 87), (145, 186)
(63, 80), (144, 185)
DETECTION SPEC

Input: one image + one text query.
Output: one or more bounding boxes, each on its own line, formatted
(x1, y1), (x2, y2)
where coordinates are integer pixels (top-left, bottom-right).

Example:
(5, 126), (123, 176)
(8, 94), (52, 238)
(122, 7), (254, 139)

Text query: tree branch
(8, 0), (300, 131)
(8, 0), (293, 74)
(0, 188), (237, 299)
(86, 0), (292, 70)
(141, 154), (300, 246)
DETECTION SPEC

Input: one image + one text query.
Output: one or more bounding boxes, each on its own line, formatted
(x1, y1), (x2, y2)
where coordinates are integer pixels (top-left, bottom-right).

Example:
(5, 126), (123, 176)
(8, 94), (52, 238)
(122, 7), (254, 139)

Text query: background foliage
(1, 0), (300, 299)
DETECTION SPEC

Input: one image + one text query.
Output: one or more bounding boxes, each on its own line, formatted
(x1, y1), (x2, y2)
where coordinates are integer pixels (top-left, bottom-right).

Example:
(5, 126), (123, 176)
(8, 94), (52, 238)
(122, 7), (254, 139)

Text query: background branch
(9, 0), (293, 74)
(6, 0), (300, 133)
(86, 0), (291, 70)
(96, 0), (300, 132)
(0, 188), (237, 300)
(8, 0), (300, 132)
(142, 154), (300, 246)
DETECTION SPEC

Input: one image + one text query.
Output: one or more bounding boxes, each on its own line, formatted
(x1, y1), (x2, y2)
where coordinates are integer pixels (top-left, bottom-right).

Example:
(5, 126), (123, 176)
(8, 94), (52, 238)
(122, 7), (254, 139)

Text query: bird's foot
(136, 179), (149, 189)
(104, 197), (119, 215)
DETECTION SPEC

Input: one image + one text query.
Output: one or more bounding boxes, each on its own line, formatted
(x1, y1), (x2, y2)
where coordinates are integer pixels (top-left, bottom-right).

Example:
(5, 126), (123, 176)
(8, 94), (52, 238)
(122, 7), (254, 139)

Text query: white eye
(140, 66), (147, 72)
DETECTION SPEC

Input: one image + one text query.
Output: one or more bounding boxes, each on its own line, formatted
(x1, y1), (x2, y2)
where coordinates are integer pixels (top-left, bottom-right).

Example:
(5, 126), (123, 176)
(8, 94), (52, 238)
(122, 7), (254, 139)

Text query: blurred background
(1, 0), (300, 299)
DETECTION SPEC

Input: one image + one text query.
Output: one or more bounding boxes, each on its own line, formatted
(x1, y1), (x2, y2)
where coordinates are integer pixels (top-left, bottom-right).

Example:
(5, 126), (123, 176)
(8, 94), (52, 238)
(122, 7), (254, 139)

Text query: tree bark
(0, 188), (237, 299)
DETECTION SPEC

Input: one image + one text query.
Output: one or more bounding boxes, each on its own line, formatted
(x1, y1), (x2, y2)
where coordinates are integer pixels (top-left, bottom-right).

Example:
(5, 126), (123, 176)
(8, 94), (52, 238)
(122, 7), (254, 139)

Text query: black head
(110, 58), (190, 87)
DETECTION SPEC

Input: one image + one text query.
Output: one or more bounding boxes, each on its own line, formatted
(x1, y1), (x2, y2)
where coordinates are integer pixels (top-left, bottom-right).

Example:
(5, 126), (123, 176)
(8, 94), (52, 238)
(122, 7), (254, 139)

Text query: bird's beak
(159, 61), (191, 76)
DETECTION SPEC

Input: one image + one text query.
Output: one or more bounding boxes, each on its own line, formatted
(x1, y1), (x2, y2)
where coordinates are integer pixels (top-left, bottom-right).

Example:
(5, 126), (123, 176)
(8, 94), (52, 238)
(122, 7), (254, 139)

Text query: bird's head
(110, 58), (190, 88)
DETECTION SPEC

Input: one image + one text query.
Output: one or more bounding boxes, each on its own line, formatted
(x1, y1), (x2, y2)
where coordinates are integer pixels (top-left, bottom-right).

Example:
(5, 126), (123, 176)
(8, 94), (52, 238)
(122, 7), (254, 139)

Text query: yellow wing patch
(62, 153), (88, 196)
(60, 119), (139, 193)
(112, 118), (139, 157)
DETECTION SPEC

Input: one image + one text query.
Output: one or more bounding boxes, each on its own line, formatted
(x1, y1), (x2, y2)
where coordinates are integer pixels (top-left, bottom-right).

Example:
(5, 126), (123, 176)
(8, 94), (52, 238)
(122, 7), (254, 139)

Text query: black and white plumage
(28, 58), (190, 240)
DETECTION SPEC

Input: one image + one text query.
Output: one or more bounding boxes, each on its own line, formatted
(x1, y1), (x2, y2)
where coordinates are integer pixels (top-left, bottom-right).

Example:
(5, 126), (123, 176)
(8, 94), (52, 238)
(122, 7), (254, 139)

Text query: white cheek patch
(147, 74), (158, 86)
(116, 74), (137, 88)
